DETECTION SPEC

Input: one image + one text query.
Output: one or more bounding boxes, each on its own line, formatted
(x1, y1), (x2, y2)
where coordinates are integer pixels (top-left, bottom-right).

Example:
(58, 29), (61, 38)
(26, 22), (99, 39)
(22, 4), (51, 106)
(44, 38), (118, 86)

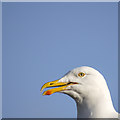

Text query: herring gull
(41, 66), (119, 118)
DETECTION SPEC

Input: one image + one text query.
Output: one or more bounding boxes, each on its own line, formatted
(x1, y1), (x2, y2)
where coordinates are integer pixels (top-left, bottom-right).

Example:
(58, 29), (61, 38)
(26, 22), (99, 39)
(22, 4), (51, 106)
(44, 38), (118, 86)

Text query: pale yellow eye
(78, 72), (85, 77)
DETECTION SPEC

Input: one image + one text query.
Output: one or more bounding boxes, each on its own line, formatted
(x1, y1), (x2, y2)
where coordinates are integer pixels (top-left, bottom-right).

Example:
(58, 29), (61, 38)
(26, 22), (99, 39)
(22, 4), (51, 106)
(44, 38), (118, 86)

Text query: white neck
(76, 92), (117, 118)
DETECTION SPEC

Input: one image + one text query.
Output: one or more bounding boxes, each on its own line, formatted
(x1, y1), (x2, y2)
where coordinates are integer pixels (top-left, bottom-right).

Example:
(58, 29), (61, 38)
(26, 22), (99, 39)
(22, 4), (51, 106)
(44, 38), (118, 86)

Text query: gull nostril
(50, 83), (53, 85)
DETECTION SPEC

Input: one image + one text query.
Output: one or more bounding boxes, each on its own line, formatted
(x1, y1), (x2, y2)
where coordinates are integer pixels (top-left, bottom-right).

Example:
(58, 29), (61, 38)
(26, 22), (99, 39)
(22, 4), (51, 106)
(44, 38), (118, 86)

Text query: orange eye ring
(78, 72), (85, 77)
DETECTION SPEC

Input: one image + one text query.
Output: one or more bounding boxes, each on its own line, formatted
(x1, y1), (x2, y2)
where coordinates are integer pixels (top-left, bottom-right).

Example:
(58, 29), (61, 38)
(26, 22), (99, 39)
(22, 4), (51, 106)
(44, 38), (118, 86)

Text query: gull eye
(78, 72), (85, 77)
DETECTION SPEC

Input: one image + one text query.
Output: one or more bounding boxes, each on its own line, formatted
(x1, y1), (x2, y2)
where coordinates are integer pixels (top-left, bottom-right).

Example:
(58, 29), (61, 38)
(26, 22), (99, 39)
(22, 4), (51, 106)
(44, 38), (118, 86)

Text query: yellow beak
(40, 80), (74, 95)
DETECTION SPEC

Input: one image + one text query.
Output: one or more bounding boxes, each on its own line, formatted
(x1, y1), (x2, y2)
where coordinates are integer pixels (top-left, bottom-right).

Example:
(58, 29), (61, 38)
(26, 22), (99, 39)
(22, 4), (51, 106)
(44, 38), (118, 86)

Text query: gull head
(41, 66), (110, 103)
(41, 66), (117, 118)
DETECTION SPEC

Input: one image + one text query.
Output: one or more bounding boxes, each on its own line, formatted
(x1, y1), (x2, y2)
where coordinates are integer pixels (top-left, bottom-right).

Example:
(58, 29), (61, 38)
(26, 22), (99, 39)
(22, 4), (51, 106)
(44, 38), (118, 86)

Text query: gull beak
(40, 79), (75, 95)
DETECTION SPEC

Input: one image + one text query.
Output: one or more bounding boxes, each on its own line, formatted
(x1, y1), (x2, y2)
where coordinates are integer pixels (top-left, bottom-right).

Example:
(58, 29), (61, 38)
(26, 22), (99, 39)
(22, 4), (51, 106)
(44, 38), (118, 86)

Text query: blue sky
(2, 2), (118, 118)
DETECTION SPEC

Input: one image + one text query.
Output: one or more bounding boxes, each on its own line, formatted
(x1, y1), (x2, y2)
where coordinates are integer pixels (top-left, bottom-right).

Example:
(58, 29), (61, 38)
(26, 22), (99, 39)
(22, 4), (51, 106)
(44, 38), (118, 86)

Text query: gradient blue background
(2, 2), (118, 118)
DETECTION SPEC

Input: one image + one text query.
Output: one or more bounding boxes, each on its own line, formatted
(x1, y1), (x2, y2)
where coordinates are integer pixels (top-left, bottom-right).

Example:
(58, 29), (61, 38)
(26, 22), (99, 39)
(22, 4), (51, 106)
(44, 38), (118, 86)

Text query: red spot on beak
(45, 91), (52, 95)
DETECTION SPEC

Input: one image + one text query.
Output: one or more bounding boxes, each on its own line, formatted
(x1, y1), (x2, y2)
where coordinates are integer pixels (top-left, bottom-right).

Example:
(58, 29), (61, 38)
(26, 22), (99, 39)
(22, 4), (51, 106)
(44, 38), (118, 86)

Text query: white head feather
(58, 66), (118, 118)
